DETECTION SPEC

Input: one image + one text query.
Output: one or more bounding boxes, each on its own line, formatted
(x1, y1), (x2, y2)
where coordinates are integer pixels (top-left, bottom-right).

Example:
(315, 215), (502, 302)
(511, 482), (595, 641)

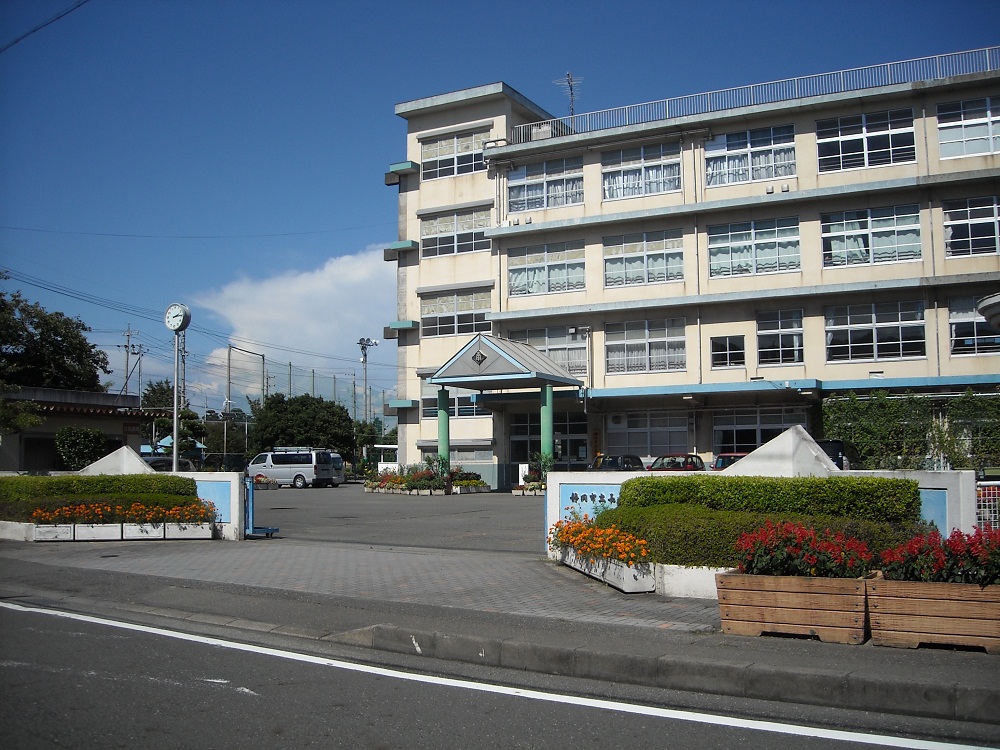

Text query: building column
(540, 383), (554, 459)
(437, 386), (450, 466)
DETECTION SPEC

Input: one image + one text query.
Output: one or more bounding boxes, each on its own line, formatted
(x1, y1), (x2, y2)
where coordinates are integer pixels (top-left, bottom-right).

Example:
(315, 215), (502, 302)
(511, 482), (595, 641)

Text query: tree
(55, 426), (108, 470)
(947, 390), (1000, 473)
(142, 379), (174, 408)
(0, 286), (111, 391)
(0, 378), (42, 434)
(249, 394), (354, 457)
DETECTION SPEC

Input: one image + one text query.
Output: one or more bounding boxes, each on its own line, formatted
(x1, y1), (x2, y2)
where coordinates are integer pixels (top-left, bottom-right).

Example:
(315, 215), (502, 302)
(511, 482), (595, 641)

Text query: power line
(0, 0), (92, 55)
(0, 221), (394, 239)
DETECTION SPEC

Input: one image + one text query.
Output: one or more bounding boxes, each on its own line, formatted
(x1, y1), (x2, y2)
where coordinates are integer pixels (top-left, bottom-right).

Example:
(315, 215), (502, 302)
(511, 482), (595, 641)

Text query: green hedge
(597, 503), (930, 568)
(617, 475), (920, 523)
(0, 475), (199, 522)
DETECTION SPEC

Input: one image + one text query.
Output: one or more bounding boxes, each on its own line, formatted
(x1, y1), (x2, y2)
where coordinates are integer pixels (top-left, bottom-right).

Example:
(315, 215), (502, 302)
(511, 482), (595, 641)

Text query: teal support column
(437, 386), (450, 466)
(540, 383), (554, 459)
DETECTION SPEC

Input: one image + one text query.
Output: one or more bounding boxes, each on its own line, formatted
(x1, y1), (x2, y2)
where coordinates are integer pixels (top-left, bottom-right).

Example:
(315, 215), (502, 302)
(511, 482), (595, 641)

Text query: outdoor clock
(164, 303), (191, 332)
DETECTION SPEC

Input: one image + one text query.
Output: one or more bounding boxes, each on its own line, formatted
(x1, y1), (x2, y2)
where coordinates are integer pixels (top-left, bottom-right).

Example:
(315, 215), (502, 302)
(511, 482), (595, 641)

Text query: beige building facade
(384, 49), (1000, 486)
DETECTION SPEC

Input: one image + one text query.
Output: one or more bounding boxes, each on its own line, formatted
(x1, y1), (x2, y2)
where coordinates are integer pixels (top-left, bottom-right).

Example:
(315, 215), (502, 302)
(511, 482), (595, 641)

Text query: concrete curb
(330, 623), (1000, 725)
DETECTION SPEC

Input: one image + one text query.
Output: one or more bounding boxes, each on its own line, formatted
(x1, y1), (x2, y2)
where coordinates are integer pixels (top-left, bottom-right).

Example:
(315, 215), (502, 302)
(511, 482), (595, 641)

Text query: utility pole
(357, 337), (378, 423)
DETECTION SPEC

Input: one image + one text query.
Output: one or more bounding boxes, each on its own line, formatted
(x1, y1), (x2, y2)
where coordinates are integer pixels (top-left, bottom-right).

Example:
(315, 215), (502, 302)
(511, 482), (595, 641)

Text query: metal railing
(978, 482), (999, 530)
(509, 47), (1000, 145)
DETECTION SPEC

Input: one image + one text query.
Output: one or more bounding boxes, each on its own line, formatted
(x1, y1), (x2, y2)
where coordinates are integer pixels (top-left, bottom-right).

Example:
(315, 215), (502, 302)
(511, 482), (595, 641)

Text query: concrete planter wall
(123, 522), (165, 540)
(74, 523), (123, 541)
(559, 548), (655, 593)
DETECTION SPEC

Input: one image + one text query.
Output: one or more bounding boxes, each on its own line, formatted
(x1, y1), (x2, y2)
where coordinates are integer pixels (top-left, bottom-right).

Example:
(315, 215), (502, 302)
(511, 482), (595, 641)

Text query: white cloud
(193, 245), (397, 407)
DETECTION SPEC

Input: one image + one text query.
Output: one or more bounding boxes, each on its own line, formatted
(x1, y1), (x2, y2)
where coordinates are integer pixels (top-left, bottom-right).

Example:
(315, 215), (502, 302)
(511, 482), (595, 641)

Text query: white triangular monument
(721, 425), (839, 477)
(78, 445), (155, 475)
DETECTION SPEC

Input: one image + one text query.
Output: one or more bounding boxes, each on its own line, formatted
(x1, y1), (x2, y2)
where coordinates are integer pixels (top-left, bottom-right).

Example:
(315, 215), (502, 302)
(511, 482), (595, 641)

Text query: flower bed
(28, 500), (216, 542)
(548, 516), (654, 592)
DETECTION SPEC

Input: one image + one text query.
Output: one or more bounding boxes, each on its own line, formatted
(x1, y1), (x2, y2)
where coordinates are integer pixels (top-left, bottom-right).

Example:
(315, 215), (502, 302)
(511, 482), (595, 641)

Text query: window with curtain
(757, 309), (804, 365)
(949, 297), (1000, 355)
(825, 301), (925, 362)
(421, 130), (489, 180)
(421, 209), (492, 257)
(705, 126), (795, 186)
(605, 319), (685, 374)
(821, 205), (920, 267)
(508, 157), (584, 212)
(603, 229), (683, 287)
(943, 196), (1000, 257)
(708, 218), (799, 277)
(508, 241), (585, 296)
(419, 289), (491, 337)
(601, 142), (681, 200)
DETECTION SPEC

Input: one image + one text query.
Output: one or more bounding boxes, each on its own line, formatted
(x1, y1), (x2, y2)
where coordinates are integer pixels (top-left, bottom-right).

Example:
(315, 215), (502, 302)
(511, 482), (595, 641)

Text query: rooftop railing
(508, 47), (1000, 145)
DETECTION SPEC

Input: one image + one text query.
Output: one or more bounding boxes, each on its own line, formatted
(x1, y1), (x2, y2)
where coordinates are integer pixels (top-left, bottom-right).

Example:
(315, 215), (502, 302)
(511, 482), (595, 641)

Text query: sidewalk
(0, 536), (997, 726)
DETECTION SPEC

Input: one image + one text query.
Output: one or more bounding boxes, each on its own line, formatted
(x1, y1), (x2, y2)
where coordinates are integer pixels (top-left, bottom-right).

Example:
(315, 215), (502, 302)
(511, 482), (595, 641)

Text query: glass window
(821, 204), (921, 267)
(606, 410), (689, 456)
(603, 229), (683, 287)
(825, 301), (925, 362)
(419, 289), (491, 337)
(602, 142), (681, 199)
(711, 335), (745, 368)
(508, 241), (586, 296)
(421, 208), (491, 258)
(708, 217), (800, 277)
(713, 408), (807, 454)
(816, 109), (915, 172)
(508, 326), (589, 376)
(421, 381), (489, 418)
(938, 97), (1000, 158)
(421, 131), (488, 180)
(757, 309), (804, 365)
(606, 319), (686, 374)
(942, 196), (1000, 257)
(705, 125), (795, 186)
(508, 157), (583, 212)
(949, 297), (1000, 356)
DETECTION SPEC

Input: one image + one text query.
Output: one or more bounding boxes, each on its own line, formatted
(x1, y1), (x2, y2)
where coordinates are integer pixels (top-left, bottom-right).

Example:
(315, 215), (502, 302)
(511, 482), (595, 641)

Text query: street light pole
(357, 337), (378, 423)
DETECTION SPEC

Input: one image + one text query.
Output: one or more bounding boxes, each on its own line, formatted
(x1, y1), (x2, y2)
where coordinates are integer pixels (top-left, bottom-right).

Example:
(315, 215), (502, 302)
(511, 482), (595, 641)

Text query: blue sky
(2, 0), (998, 415)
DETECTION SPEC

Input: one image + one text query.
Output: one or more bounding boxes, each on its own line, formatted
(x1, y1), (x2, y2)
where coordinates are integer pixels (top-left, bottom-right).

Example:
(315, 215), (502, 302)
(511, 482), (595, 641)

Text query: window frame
(420, 208), (492, 258)
(419, 289), (492, 338)
(421, 381), (490, 419)
(601, 142), (681, 200)
(420, 131), (489, 180)
(937, 97), (1000, 159)
(942, 196), (1000, 258)
(508, 157), (584, 213)
(507, 326), (589, 376)
(508, 240), (586, 297)
(705, 125), (796, 187)
(711, 335), (746, 369)
(820, 204), (921, 267)
(603, 229), (684, 287)
(707, 217), (800, 277)
(756, 309), (804, 366)
(949, 297), (1000, 356)
(816, 109), (915, 172)
(824, 301), (926, 363)
(605, 319), (686, 375)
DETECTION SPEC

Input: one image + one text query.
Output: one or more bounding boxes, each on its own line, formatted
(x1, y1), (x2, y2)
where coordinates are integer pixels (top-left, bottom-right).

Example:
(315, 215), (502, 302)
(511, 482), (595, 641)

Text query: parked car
(246, 447), (336, 488)
(648, 454), (706, 471)
(711, 452), (748, 471)
(587, 454), (646, 471)
(144, 456), (196, 472)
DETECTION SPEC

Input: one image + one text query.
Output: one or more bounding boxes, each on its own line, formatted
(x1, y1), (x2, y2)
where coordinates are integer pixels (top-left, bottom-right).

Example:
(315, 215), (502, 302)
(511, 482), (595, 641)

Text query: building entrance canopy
(427, 335), (583, 463)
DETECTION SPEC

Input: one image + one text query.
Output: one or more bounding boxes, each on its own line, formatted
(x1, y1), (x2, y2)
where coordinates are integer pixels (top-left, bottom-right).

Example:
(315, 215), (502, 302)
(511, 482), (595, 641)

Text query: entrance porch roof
(428, 334), (583, 391)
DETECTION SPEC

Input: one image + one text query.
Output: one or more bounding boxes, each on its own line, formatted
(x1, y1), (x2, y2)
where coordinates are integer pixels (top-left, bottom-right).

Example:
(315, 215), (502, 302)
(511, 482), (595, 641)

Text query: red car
(648, 454), (706, 471)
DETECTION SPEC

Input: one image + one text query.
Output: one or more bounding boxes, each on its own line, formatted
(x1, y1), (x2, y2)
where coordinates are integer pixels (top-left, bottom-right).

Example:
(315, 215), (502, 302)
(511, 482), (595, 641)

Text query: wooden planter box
(716, 573), (868, 645)
(867, 576), (1000, 654)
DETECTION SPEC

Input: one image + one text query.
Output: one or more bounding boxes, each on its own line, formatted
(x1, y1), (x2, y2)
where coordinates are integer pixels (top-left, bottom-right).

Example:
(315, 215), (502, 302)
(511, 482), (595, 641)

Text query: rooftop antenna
(555, 72), (581, 117)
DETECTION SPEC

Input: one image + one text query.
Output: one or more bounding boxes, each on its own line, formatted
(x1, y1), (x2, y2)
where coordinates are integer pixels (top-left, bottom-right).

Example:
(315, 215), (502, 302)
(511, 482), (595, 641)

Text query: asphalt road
(3, 604), (957, 750)
(249, 483), (546, 552)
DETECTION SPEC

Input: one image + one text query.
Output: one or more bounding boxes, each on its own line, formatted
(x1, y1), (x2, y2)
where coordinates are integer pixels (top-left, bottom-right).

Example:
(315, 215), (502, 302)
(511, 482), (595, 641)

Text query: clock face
(164, 303), (190, 331)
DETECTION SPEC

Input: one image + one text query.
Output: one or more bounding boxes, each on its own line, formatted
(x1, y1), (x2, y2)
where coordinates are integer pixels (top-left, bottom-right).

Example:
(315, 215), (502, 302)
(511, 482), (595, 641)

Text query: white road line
(0, 601), (988, 750)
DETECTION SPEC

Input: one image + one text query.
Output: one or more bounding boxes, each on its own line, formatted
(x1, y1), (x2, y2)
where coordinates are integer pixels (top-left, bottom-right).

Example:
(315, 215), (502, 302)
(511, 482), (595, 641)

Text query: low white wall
(655, 564), (730, 599)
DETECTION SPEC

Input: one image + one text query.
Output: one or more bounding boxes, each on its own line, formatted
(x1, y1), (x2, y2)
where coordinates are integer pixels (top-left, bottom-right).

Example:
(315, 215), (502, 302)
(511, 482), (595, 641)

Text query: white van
(324, 450), (346, 487)
(247, 447), (337, 488)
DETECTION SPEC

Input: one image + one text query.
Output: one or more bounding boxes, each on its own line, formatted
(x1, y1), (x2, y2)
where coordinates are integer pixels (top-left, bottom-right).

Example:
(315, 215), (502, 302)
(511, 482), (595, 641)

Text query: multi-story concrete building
(384, 48), (1000, 486)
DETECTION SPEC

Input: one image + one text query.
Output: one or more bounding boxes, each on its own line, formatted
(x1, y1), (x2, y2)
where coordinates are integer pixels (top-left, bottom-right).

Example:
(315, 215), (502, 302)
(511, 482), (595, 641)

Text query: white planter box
(33, 524), (74, 541)
(123, 523), (165, 540)
(74, 523), (123, 541)
(560, 548), (655, 594)
(164, 522), (213, 539)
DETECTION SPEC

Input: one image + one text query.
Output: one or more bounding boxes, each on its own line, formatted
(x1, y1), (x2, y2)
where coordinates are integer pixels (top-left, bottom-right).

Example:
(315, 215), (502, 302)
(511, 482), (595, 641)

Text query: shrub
(735, 521), (873, 578)
(880, 526), (1000, 587)
(597, 503), (929, 568)
(617, 475), (920, 523)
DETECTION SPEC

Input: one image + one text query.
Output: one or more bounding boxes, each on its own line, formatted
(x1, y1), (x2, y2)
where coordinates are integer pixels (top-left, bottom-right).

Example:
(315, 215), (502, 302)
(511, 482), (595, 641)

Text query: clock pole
(163, 303), (191, 472)
(172, 330), (180, 472)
